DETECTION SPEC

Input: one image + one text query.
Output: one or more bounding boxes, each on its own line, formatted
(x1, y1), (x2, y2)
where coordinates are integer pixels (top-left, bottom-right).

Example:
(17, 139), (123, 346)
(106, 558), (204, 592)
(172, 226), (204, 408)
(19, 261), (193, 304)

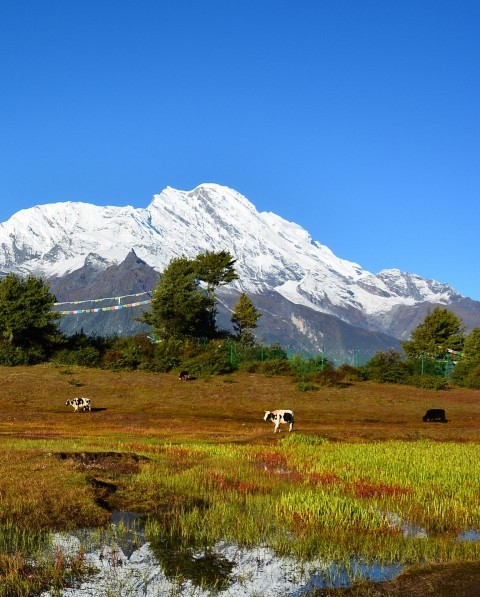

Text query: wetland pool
(40, 512), (403, 597)
(39, 511), (480, 597)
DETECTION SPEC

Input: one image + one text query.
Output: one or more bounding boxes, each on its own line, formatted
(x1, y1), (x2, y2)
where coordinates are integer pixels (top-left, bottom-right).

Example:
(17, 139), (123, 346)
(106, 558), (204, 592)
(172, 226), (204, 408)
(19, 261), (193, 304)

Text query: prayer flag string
(53, 291), (154, 306)
(54, 299), (152, 315)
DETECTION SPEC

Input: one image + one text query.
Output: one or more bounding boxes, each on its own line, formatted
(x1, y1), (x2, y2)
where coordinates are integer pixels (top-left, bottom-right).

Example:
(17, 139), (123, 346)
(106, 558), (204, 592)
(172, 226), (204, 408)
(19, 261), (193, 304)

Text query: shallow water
(42, 536), (404, 597)
(40, 512), (404, 597)
(40, 511), (480, 596)
(458, 528), (480, 542)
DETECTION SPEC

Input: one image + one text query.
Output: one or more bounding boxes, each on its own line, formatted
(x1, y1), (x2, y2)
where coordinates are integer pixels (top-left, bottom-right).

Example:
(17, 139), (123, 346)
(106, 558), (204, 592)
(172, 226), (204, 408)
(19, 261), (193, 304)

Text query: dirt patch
(56, 451), (150, 512)
(56, 451), (148, 475)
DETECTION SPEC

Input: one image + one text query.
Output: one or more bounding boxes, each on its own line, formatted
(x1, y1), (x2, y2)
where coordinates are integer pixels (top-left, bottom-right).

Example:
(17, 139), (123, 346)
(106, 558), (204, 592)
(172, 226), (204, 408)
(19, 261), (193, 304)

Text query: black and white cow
(422, 408), (447, 423)
(263, 409), (294, 433)
(66, 397), (91, 412)
(178, 370), (191, 380)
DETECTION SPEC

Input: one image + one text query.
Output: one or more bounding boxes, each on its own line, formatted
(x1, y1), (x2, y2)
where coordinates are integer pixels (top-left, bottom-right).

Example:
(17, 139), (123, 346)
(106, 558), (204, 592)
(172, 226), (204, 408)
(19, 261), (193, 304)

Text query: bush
(313, 370), (345, 387)
(229, 344), (263, 371)
(450, 360), (480, 389)
(102, 335), (155, 371)
(256, 358), (292, 376)
(462, 369), (480, 389)
(53, 347), (101, 367)
(409, 374), (450, 390)
(0, 344), (48, 366)
(289, 354), (334, 375)
(146, 339), (185, 372)
(262, 343), (288, 361)
(237, 360), (261, 373)
(362, 349), (410, 384)
(295, 382), (319, 392)
(181, 346), (234, 377)
(0, 345), (30, 366)
(336, 364), (365, 382)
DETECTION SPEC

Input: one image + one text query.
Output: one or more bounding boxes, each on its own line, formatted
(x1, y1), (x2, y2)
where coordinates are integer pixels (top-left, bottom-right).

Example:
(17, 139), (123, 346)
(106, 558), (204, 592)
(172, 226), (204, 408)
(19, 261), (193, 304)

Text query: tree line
(0, 250), (479, 389)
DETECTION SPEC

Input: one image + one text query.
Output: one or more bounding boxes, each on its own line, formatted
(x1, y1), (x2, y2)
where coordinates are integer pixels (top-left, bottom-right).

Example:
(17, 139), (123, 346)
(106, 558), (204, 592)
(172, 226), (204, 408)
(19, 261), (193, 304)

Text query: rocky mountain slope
(1, 184), (479, 361)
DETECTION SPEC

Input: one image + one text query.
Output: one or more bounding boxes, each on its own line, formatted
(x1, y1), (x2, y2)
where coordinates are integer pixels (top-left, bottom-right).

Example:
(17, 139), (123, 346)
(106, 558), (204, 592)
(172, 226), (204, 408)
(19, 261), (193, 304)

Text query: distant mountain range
(1, 184), (479, 363)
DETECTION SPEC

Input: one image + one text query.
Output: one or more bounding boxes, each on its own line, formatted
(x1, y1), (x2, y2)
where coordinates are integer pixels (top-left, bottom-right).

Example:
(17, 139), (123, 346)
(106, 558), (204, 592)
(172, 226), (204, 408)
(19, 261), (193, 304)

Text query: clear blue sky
(1, 1), (479, 299)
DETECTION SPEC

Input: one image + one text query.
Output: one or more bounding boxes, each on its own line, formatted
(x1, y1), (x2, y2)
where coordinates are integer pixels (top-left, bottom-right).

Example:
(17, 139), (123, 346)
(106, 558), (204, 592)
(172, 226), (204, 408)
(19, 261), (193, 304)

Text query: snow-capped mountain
(1, 184), (478, 358)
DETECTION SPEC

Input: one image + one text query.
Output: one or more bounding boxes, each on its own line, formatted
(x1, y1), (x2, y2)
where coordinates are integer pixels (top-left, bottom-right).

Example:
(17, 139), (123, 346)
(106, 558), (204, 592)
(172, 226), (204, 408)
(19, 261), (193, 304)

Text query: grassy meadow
(0, 364), (480, 596)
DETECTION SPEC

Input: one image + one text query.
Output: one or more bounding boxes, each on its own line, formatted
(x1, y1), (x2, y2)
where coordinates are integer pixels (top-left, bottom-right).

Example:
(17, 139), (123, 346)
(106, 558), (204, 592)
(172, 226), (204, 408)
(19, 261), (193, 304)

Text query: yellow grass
(1, 364), (479, 444)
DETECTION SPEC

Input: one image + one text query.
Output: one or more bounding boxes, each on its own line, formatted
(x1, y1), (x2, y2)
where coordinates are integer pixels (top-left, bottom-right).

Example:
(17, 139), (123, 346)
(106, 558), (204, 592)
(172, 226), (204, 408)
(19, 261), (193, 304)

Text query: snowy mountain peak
(0, 183), (470, 343)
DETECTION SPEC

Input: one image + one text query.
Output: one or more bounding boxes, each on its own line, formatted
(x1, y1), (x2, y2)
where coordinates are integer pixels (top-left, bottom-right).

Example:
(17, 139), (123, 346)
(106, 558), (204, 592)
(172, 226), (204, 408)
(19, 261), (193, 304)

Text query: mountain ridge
(1, 183), (478, 358)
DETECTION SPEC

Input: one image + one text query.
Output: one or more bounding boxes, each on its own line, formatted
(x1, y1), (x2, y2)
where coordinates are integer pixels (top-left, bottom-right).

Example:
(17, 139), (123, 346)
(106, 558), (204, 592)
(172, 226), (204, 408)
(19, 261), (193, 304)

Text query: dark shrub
(362, 349), (410, 384)
(450, 361), (480, 389)
(53, 347), (101, 367)
(146, 338), (185, 372)
(102, 334), (155, 371)
(263, 343), (288, 361)
(181, 343), (234, 377)
(336, 364), (365, 381)
(256, 358), (292, 376)
(0, 344), (48, 365)
(313, 370), (345, 387)
(0, 345), (30, 366)
(409, 374), (450, 390)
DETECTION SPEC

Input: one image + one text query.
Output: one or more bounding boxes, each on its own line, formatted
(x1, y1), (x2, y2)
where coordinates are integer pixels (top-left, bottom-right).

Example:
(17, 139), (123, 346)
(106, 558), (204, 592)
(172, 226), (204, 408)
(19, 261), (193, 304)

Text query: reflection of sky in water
(457, 529), (480, 542)
(292, 561), (404, 595)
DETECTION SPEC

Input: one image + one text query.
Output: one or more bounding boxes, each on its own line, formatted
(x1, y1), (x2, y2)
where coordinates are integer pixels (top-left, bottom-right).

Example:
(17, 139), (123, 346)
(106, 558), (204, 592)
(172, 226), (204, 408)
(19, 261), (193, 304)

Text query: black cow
(422, 408), (447, 423)
(178, 370), (191, 380)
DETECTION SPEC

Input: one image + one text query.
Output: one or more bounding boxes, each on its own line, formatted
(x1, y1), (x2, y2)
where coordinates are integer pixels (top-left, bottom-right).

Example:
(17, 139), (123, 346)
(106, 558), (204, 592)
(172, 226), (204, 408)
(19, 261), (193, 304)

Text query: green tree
(231, 293), (262, 345)
(194, 250), (238, 333)
(0, 273), (63, 362)
(450, 327), (480, 388)
(462, 327), (480, 363)
(139, 257), (213, 341)
(363, 348), (410, 383)
(194, 250), (238, 300)
(402, 307), (465, 362)
(140, 251), (239, 343)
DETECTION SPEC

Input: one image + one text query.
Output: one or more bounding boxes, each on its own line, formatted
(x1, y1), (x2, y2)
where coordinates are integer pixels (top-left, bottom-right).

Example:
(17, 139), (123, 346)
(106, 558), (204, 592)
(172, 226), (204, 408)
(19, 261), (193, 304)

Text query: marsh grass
(132, 437), (480, 566)
(0, 522), (93, 597)
(1, 365), (480, 594)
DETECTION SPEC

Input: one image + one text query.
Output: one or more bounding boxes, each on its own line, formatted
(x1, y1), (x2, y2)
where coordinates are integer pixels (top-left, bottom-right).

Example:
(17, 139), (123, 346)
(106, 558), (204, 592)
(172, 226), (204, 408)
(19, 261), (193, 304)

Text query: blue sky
(1, 1), (479, 300)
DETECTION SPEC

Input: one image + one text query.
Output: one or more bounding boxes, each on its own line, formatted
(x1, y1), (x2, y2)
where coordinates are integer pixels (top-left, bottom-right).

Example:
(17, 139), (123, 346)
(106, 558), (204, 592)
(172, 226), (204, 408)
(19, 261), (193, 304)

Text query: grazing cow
(178, 370), (191, 380)
(66, 397), (91, 412)
(264, 409), (294, 433)
(422, 408), (447, 423)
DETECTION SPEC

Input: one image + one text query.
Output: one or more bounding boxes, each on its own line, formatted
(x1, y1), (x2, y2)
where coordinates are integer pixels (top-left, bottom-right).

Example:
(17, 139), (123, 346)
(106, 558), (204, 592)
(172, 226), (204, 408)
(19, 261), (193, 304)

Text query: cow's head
(263, 411), (273, 421)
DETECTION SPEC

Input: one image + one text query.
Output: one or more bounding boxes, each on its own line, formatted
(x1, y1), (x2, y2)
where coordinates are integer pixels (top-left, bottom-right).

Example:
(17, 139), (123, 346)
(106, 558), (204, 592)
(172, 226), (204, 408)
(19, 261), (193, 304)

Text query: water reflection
(383, 511), (428, 538)
(41, 511), (404, 597)
(41, 511), (479, 597)
(458, 528), (480, 542)
(294, 560), (404, 595)
(150, 532), (234, 590)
